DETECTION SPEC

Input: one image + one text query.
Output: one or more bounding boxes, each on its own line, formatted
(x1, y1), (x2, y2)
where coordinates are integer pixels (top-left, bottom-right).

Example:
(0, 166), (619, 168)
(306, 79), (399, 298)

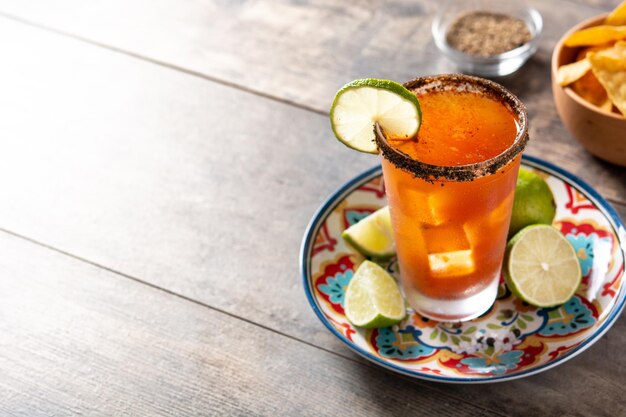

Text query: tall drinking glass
(375, 74), (528, 321)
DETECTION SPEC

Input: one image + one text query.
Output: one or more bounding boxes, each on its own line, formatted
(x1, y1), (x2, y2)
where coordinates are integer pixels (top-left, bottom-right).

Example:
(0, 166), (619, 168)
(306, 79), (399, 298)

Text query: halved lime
(330, 78), (421, 153)
(504, 225), (582, 307)
(344, 260), (406, 328)
(342, 206), (395, 260)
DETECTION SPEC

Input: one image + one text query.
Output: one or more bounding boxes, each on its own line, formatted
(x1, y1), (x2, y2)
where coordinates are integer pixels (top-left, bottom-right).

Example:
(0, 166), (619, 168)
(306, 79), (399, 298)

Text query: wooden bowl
(551, 15), (626, 167)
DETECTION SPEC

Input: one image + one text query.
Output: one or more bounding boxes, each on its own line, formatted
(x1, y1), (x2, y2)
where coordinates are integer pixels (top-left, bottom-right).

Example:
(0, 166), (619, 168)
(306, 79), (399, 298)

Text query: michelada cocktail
(375, 75), (528, 321)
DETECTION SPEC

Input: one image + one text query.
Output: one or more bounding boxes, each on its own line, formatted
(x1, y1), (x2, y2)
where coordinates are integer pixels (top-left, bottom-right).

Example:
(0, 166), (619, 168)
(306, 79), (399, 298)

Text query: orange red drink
(375, 75), (528, 321)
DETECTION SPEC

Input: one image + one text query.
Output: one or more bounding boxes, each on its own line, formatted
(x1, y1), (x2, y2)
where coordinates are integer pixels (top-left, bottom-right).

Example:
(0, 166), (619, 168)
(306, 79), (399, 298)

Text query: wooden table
(0, 1), (624, 415)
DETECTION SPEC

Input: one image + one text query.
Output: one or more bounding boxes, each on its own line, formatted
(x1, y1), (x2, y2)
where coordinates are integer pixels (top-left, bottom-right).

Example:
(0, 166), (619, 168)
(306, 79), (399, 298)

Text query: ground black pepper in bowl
(446, 12), (533, 57)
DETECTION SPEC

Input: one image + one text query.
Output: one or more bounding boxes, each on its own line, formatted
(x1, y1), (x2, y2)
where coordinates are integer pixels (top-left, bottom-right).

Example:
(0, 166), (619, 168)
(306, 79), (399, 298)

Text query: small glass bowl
(432, 0), (543, 77)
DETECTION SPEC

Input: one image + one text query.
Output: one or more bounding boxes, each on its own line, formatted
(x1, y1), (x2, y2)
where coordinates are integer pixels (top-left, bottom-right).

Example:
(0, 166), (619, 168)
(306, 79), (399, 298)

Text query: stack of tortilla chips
(557, 1), (626, 116)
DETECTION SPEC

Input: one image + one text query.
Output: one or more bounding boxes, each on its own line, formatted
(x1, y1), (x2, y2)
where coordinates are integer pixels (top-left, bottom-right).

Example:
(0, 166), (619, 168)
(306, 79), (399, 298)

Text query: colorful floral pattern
(304, 161), (625, 381)
(318, 269), (353, 307)
(460, 350), (523, 374)
(568, 234), (598, 276)
(438, 338), (546, 376)
(538, 296), (596, 337)
(311, 223), (337, 256)
(566, 232), (613, 276)
(314, 255), (357, 315)
(372, 326), (436, 360)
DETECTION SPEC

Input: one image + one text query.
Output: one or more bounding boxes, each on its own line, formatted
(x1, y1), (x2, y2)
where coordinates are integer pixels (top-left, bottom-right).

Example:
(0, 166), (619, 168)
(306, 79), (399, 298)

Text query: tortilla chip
(571, 71), (608, 106)
(599, 98), (614, 112)
(557, 59), (592, 86)
(564, 25), (626, 47)
(606, 0), (626, 26)
(576, 44), (615, 61)
(588, 52), (626, 116)
(593, 40), (626, 60)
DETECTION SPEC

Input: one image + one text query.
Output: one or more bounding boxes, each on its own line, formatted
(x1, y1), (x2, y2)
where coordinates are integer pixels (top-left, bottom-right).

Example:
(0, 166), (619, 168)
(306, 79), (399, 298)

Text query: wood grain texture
(0, 0), (609, 111)
(0, 3), (623, 416)
(0, 0), (624, 361)
(0, 228), (625, 417)
(0, 0), (624, 206)
(0, 16), (375, 356)
(0, 230), (501, 417)
(569, 0), (623, 8)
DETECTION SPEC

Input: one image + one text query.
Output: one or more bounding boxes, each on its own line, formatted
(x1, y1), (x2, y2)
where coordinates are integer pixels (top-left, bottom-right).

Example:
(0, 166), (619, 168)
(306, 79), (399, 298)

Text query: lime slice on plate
(504, 225), (582, 307)
(330, 78), (421, 153)
(342, 206), (395, 260)
(345, 260), (406, 328)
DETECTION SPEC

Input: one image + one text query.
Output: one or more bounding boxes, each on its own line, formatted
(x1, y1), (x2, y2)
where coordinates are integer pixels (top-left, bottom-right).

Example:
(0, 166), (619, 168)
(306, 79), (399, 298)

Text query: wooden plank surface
(571, 0), (623, 7)
(0, 1), (624, 415)
(0, 16), (373, 356)
(0, 231), (502, 417)
(0, 0), (624, 207)
(0, 1), (625, 360)
(0, 0), (617, 112)
(0, 226), (625, 417)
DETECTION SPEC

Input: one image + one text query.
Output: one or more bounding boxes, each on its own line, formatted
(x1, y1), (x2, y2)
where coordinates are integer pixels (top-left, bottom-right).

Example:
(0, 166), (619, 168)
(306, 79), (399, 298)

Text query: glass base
(403, 276), (499, 322)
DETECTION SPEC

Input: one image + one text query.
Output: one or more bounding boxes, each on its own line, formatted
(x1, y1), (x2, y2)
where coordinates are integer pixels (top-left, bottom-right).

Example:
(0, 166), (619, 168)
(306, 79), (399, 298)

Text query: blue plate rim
(299, 154), (626, 384)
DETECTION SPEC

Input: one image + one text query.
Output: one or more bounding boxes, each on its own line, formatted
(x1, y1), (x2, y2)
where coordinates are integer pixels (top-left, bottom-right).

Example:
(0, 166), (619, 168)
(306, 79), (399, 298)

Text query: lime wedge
(342, 206), (395, 260)
(344, 260), (406, 328)
(505, 225), (582, 307)
(330, 78), (421, 153)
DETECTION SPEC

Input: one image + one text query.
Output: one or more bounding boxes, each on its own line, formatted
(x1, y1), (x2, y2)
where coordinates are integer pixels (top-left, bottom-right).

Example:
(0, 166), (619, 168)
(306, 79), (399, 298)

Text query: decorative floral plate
(300, 155), (626, 383)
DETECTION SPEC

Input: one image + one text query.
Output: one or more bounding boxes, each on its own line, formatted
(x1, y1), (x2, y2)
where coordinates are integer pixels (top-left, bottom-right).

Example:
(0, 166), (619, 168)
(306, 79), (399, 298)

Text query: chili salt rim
(375, 74), (529, 182)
